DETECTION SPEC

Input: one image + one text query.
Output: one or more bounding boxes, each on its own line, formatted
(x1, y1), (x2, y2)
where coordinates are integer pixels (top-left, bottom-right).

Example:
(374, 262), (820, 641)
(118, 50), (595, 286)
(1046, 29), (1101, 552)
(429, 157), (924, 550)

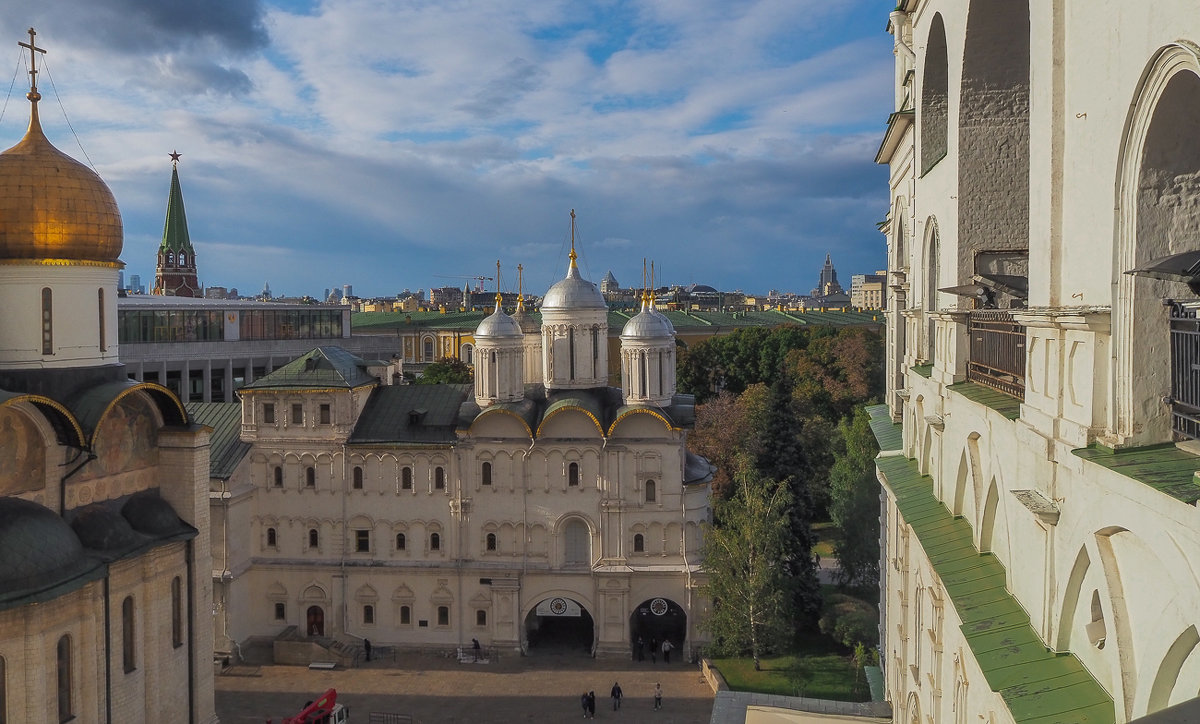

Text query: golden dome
(0, 103), (123, 264)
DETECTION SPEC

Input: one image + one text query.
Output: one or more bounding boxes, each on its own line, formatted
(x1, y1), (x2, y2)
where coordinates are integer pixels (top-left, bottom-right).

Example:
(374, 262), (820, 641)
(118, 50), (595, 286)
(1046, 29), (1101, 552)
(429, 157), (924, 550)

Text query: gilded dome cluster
(0, 105), (123, 264)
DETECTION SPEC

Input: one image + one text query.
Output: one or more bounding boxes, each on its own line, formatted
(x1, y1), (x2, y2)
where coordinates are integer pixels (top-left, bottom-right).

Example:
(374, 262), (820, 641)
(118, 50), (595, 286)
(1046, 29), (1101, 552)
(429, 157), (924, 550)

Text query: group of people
(634, 635), (675, 664)
(579, 682), (662, 717)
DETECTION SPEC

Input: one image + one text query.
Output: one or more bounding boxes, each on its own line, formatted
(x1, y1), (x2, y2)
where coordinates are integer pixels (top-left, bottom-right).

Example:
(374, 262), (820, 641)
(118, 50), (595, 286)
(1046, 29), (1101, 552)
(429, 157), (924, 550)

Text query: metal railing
(966, 310), (1026, 399)
(1169, 301), (1200, 441)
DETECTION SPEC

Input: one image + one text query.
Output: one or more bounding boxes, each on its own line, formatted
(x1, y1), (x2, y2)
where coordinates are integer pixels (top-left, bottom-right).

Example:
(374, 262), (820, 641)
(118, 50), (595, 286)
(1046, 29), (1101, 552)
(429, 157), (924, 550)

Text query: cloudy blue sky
(0, 1), (892, 299)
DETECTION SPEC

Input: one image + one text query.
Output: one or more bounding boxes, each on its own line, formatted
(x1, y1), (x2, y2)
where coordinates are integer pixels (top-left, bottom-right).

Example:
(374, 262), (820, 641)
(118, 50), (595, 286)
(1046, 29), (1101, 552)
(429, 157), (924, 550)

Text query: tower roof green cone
(159, 164), (192, 254)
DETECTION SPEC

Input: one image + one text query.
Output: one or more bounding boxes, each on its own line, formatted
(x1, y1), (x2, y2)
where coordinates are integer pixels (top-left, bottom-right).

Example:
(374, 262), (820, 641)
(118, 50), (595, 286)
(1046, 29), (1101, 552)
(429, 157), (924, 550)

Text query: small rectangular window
(437, 605), (449, 627)
(274, 602), (286, 620)
(122, 596), (136, 673)
(402, 467), (413, 490)
(41, 287), (53, 356)
(263, 403), (275, 424)
(320, 404), (331, 424)
(98, 288), (107, 352)
(400, 605), (411, 625)
(363, 605), (375, 625)
(434, 466), (445, 490)
(355, 529), (370, 553)
(171, 577), (183, 648)
(292, 403), (303, 424)
(476, 609), (487, 627)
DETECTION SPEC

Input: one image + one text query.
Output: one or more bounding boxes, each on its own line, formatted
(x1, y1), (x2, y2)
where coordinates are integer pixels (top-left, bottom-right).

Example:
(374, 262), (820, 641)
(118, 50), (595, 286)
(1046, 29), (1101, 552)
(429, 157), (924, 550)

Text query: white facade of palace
(876, 2), (1200, 723)
(209, 258), (714, 662)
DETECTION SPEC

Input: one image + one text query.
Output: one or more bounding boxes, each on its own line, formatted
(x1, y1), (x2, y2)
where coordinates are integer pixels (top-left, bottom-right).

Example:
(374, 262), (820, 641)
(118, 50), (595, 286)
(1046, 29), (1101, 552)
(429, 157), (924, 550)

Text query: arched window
(308, 528), (319, 548)
(568, 462), (579, 487)
(352, 466), (363, 490)
(41, 287), (53, 356)
(98, 288), (107, 352)
(274, 602), (286, 620)
(266, 527), (277, 548)
(564, 520), (590, 566)
(476, 610), (487, 626)
(273, 466), (283, 487)
(400, 605), (411, 625)
(305, 466), (315, 488)
(645, 479), (657, 503)
(634, 533), (645, 553)
(921, 14), (949, 174)
(171, 576), (183, 648)
(434, 466), (445, 490)
(396, 532), (406, 550)
(481, 461), (492, 486)
(363, 605), (375, 625)
(122, 596), (136, 673)
(402, 466), (413, 490)
(486, 533), (497, 551)
(430, 532), (441, 551)
(423, 337), (435, 360)
(437, 606), (450, 626)
(56, 635), (72, 722)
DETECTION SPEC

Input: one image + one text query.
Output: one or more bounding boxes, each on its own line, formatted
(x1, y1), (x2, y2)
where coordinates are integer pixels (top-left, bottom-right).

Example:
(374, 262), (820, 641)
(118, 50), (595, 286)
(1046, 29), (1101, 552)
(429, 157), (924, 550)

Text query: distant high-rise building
(343, 284), (353, 300)
(601, 270), (620, 296)
(130, 273), (142, 294)
(813, 253), (844, 297)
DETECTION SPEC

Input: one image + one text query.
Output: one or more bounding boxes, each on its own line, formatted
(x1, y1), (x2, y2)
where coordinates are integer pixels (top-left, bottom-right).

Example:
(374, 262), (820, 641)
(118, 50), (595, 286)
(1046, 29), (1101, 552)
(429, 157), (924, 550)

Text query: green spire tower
(152, 150), (200, 297)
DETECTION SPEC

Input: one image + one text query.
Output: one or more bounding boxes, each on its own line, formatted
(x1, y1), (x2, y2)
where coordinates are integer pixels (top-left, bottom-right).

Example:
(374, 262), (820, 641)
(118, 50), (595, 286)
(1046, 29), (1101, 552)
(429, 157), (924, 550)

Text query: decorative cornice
(1011, 306), (1111, 333)
(0, 258), (123, 268)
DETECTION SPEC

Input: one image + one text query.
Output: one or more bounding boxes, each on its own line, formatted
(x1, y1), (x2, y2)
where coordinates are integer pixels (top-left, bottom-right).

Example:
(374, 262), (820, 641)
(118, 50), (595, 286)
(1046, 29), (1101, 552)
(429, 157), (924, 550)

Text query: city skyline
(0, 1), (890, 298)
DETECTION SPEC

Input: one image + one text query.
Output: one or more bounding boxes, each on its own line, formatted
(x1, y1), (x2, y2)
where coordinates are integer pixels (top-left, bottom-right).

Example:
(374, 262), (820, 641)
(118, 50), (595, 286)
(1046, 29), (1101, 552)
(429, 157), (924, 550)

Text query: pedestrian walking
(587, 690), (596, 718)
(611, 681), (623, 710)
(661, 638), (673, 664)
(581, 692), (590, 718)
(636, 635), (645, 662)
(653, 682), (663, 711)
(471, 637), (481, 662)
(363, 638), (372, 662)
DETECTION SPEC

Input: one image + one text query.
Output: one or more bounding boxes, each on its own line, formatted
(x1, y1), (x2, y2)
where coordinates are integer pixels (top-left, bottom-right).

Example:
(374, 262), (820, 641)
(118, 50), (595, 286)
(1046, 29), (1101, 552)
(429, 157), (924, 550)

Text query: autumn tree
(701, 460), (793, 670)
(687, 385), (769, 500)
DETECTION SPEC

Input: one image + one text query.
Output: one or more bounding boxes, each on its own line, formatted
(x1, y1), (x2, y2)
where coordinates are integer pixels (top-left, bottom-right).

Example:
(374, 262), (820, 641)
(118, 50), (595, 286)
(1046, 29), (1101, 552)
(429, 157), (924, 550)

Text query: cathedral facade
(877, 2), (1200, 722)
(0, 32), (214, 724)
(225, 241), (714, 660)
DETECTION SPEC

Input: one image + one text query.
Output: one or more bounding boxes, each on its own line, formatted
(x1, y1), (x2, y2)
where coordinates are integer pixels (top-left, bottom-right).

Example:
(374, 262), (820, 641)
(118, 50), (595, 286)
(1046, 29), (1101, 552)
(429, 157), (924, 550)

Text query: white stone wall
(881, 1), (1200, 720)
(0, 264), (120, 369)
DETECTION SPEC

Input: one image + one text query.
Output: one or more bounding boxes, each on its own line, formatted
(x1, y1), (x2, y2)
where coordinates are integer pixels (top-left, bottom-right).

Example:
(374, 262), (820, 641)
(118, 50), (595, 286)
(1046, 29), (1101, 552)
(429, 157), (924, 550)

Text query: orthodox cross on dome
(495, 259), (503, 312)
(569, 208), (578, 268)
(169, 150), (182, 166)
(18, 27), (46, 103)
(517, 263), (525, 308)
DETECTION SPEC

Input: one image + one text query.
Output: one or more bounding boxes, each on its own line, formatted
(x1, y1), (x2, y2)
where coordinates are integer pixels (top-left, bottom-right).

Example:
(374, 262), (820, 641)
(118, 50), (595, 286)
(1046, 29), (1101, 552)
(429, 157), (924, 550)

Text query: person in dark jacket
(586, 691), (596, 718)
(611, 682), (623, 710)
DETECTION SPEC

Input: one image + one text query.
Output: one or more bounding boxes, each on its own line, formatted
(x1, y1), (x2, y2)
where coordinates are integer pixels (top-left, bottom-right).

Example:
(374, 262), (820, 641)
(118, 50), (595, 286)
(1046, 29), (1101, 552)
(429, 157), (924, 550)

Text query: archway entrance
(630, 598), (687, 661)
(524, 597), (594, 655)
(306, 605), (325, 637)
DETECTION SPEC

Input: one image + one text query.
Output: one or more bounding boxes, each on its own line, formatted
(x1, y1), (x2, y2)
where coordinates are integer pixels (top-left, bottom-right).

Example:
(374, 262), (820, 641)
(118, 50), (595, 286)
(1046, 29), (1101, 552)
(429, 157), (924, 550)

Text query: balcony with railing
(966, 310), (1026, 400)
(1169, 300), (1200, 441)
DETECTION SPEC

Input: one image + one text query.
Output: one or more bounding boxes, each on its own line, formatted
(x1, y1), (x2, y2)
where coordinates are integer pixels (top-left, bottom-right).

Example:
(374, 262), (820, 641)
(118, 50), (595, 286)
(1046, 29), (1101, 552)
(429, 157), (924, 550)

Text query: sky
(0, 0), (893, 300)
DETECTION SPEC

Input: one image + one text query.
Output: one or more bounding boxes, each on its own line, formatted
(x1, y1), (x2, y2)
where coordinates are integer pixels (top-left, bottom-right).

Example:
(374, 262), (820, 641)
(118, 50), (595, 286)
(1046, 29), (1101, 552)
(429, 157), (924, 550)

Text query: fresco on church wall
(0, 407), (46, 496)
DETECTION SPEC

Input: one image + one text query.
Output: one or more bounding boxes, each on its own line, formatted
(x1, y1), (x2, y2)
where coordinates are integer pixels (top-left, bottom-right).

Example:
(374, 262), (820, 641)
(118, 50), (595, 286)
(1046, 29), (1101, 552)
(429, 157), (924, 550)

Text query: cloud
(0, 0), (893, 297)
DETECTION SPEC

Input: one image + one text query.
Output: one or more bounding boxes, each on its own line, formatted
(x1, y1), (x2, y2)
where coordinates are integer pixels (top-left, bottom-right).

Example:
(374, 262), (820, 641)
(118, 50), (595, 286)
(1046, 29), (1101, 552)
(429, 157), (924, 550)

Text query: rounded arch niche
(1114, 43), (1200, 445)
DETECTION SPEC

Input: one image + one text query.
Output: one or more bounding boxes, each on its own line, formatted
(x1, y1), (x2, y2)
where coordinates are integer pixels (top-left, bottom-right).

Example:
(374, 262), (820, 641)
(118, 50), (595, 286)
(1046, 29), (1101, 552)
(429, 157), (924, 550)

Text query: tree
(828, 407), (882, 588)
(417, 356), (473, 384)
(701, 459), (793, 670)
(756, 370), (823, 631)
(818, 593), (879, 649)
(687, 385), (769, 500)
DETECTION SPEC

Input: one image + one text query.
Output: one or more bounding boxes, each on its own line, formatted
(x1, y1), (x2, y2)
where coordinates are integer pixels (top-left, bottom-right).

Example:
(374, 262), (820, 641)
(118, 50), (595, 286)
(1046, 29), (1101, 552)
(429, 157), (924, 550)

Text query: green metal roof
(874, 454), (1114, 724)
(866, 404), (902, 452)
(1072, 443), (1200, 505)
(186, 402), (250, 479)
(242, 347), (380, 390)
(947, 381), (1022, 420)
(350, 308), (884, 334)
(910, 363), (933, 378)
(159, 164), (193, 253)
(349, 384), (471, 444)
